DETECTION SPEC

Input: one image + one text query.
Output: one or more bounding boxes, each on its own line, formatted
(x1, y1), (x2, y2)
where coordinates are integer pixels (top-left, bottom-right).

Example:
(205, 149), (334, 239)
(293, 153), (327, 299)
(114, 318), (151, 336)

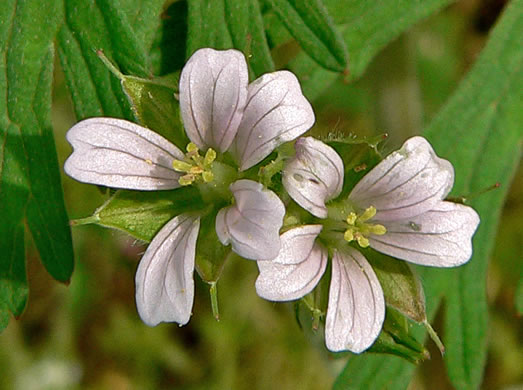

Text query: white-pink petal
(349, 136), (454, 221)
(135, 214), (200, 326)
(179, 48), (248, 152)
(64, 118), (184, 190)
(283, 137), (344, 218)
(370, 201), (480, 267)
(256, 225), (327, 301)
(326, 248), (385, 353)
(231, 71), (315, 171)
(216, 179), (285, 260)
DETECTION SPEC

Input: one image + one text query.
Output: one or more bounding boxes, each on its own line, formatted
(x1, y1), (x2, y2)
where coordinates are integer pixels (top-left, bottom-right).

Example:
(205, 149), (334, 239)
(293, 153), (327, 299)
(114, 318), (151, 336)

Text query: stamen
(356, 234), (369, 248)
(359, 206), (377, 222)
(343, 205), (386, 248)
(172, 143), (216, 186)
(346, 212), (357, 225)
(172, 160), (193, 172)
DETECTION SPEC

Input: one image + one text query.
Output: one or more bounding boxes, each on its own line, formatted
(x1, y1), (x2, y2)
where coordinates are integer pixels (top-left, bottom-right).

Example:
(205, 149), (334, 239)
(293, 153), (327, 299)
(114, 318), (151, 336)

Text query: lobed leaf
(186, 0), (233, 57)
(421, 1), (523, 387)
(267, 0), (348, 72)
(335, 0), (522, 387)
(294, 0), (454, 99)
(224, 0), (275, 77)
(57, 0), (165, 120)
(0, 0), (73, 328)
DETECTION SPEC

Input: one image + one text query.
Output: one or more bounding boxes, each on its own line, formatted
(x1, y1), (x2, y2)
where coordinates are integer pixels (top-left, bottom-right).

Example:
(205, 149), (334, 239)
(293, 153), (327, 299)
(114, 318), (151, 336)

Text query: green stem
(312, 309), (321, 331)
(424, 319), (445, 356)
(70, 215), (99, 226)
(97, 50), (125, 80)
(209, 282), (220, 321)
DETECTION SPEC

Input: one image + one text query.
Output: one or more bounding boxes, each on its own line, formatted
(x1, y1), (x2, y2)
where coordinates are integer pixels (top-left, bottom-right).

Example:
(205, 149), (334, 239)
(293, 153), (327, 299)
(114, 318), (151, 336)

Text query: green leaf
(149, 0), (188, 75)
(186, 0), (233, 56)
(78, 187), (203, 243)
(296, 0), (454, 99)
(420, 1), (523, 388)
(516, 274), (523, 315)
(333, 354), (416, 390)
(95, 0), (151, 77)
(224, 0), (275, 77)
(267, 0), (348, 72)
(1, 0), (73, 328)
(57, 0), (165, 120)
(335, 1), (522, 387)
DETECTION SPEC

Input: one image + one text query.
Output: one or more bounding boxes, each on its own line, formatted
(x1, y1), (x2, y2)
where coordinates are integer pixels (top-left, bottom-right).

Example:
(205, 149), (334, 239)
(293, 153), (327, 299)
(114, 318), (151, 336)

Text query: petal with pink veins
(231, 71), (315, 170)
(326, 248), (385, 353)
(256, 225), (327, 301)
(370, 201), (480, 267)
(216, 180), (285, 260)
(283, 137), (344, 218)
(135, 214), (200, 326)
(179, 48), (248, 152)
(64, 118), (184, 190)
(349, 137), (454, 221)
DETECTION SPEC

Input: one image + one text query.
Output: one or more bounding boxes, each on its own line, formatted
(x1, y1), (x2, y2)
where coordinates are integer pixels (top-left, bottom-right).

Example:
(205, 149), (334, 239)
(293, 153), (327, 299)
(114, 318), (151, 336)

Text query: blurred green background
(0, 1), (521, 389)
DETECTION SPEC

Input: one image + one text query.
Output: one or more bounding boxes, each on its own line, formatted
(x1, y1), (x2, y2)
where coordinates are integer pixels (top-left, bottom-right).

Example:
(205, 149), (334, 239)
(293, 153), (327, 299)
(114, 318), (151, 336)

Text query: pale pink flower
(256, 136), (480, 352)
(65, 48), (314, 326)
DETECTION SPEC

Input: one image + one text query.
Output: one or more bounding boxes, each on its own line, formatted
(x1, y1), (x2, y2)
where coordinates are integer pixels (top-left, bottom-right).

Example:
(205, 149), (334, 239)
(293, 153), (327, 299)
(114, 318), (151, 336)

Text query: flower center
(172, 143), (216, 186)
(343, 206), (386, 248)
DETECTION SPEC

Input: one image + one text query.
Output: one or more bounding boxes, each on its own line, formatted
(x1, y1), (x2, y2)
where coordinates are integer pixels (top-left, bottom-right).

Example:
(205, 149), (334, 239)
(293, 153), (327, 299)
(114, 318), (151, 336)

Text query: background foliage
(0, 0), (521, 389)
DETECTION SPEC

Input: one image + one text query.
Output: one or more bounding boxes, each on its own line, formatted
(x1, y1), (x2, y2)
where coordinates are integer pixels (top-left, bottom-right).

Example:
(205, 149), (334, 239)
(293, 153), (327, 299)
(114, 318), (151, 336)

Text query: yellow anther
(179, 174), (195, 186)
(189, 166), (204, 174)
(359, 206), (377, 222)
(204, 148), (217, 166)
(172, 160), (193, 172)
(356, 234), (369, 248)
(186, 142), (199, 153)
(371, 224), (387, 235)
(172, 144), (217, 186)
(343, 205), (386, 248)
(346, 212), (357, 225)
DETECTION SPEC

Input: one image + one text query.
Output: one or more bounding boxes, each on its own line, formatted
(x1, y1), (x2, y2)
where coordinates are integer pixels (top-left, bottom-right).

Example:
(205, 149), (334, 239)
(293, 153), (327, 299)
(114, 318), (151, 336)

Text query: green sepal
(257, 142), (295, 189)
(120, 74), (189, 149)
(368, 308), (429, 364)
(194, 211), (231, 284)
(300, 260), (331, 330)
(325, 134), (386, 198)
(73, 187), (203, 243)
(363, 248), (427, 323)
(98, 52), (188, 150)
